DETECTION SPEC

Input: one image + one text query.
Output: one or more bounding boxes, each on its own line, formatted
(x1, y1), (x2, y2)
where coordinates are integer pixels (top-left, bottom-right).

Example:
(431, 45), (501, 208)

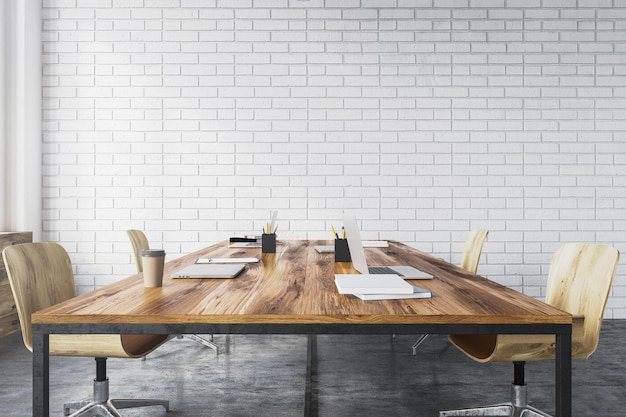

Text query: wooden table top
(32, 240), (571, 326)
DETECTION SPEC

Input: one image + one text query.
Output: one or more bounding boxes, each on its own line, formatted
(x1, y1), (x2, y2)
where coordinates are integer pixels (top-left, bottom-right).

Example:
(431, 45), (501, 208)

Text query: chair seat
(49, 334), (168, 358)
(449, 316), (588, 363)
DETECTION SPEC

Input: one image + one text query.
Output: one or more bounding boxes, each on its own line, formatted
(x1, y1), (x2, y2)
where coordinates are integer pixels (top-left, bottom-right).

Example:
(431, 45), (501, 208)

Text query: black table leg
(555, 329), (572, 417)
(32, 328), (49, 417)
(304, 334), (318, 417)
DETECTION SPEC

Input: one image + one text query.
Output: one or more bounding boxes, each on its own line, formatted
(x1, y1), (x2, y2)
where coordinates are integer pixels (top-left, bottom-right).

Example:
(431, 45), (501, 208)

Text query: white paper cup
(141, 249), (166, 287)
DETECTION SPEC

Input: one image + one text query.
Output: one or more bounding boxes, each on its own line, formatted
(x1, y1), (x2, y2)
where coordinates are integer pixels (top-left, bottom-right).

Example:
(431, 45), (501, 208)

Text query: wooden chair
(440, 242), (620, 417)
(126, 229), (219, 353)
(459, 229), (490, 276)
(2, 242), (170, 417)
(411, 229), (489, 355)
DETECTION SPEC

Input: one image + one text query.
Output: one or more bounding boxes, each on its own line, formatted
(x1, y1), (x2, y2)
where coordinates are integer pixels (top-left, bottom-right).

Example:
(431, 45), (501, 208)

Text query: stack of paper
(334, 274), (431, 301)
(353, 285), (431, 300)
(334, 274), (412, 294)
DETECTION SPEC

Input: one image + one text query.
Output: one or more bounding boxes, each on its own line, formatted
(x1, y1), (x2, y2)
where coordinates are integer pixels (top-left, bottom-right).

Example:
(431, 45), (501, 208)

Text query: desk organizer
(334, 239), (351, 262)
(262, 233), (276, 253)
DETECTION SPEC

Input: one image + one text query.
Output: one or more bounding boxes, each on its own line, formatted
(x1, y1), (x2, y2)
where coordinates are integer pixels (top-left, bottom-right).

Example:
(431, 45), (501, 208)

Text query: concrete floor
(1, 321), (625, 417)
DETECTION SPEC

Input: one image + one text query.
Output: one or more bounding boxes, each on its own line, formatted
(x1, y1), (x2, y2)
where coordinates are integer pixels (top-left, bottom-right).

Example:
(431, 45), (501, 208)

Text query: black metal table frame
(32, 322), (571, 417)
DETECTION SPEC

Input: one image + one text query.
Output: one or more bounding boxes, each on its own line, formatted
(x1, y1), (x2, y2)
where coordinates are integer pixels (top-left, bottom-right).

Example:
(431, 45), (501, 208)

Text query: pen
(341, 226), (346, 239)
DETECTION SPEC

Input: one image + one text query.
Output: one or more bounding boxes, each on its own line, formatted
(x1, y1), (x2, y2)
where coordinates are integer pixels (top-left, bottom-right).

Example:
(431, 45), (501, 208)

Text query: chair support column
(512, 362), (527, 409)
(513, 361), (525, 386)
(65, 356), (169, 417)
(95, 358), (107, 382)
(93, 358), (109, 404)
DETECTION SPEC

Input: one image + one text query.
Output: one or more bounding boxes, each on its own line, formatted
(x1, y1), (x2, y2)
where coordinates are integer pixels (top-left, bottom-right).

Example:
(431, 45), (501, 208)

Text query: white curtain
(0, 1), (42, 240)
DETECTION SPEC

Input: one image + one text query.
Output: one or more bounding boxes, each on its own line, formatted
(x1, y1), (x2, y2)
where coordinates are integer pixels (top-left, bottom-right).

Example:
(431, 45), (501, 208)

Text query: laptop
(343, 214), (433, 279)
(171, 263), (246, 279)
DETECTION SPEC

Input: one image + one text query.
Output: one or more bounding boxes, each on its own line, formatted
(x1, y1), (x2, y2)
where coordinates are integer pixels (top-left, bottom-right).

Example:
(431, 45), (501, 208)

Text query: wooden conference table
(31, 240), (572, 417)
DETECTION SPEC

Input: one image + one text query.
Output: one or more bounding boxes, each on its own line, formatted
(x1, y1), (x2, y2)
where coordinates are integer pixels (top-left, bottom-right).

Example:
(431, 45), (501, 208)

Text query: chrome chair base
(180, 333), (219, 353)
(144, 333), (219, 361)
(411, 334), (429, 355)
(439, 404), (550, 417)
(66, 399), (170, 417)
(64, 378), (169, 416)
(440, 384), (552, 417)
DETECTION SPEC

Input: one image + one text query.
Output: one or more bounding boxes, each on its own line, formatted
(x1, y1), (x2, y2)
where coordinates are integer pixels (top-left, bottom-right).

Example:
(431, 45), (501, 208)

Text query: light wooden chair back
(2, 242), (76, 351)
(3, 242), (167, 357)
(460, 229), (489, 274)
(4, 243), (170, 415)
(545, 242), (619, 358)
(126, 230), (220, 353)
(449, 242), (620, 363)
(127, 229), (150, 273)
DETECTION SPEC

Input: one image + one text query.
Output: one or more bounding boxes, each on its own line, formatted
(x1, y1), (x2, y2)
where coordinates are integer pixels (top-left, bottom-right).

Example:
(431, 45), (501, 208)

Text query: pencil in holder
(334, 239), (351, 262)
(262, 233), (276, 253)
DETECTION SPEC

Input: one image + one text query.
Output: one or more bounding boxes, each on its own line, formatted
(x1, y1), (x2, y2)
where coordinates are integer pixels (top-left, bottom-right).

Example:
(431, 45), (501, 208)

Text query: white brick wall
(42, 1), (626, 317)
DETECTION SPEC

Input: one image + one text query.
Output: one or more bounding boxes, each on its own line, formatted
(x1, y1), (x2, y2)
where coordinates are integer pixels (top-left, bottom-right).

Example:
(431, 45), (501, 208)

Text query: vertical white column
(0, 1), (7, 231)
(3, 0), (42, 240)
(22, 0), (42, 241)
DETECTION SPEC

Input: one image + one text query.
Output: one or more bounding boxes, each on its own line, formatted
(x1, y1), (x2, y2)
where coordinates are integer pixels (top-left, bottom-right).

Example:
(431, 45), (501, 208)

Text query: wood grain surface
(32, 240), (571, 326)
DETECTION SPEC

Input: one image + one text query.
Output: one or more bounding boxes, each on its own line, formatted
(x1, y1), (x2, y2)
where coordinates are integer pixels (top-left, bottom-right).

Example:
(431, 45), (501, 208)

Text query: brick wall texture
(41, 0), (626, 317)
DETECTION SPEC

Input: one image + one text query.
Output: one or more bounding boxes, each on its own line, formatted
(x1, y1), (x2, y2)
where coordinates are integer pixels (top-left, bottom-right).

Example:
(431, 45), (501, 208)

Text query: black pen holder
(334, 239), (351, 262)
(262, 233), (276, 253)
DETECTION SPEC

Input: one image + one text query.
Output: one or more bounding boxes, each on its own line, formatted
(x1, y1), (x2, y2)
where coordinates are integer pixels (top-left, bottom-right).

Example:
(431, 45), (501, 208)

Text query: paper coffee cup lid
(141, 249), (166, 257)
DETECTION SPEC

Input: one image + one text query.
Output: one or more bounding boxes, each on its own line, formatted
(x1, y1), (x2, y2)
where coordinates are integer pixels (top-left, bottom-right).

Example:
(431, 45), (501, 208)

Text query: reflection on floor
(1, 320), (625, 416)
